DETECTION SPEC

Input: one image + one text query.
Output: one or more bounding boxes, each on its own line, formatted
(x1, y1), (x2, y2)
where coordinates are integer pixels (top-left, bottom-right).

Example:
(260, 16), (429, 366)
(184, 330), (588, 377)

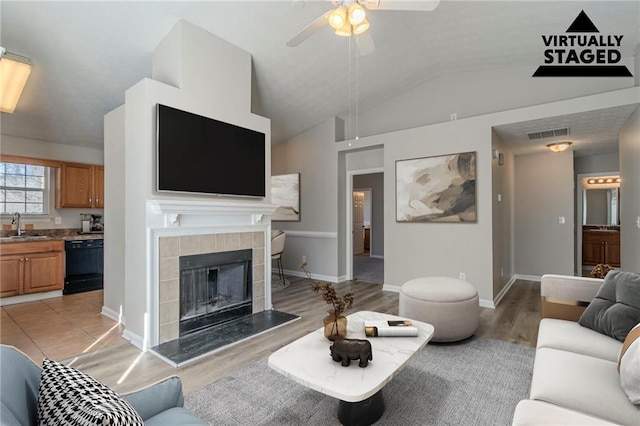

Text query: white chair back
(271, 232), (286, 257)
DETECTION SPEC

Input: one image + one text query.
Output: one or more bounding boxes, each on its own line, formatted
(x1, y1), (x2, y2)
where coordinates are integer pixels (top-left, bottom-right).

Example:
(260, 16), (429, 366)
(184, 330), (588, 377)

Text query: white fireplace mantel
(147, 199), (279, 227)
(148, 199), (278, 216)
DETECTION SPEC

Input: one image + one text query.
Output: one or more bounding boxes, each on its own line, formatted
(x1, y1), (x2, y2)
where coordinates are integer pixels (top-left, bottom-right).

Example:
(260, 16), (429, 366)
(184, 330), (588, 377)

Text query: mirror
(583, 187), (620, 226)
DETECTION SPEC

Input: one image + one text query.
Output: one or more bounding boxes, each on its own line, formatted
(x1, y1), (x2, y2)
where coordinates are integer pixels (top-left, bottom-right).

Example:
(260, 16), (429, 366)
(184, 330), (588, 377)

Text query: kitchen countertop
(0, 231), (104, 244)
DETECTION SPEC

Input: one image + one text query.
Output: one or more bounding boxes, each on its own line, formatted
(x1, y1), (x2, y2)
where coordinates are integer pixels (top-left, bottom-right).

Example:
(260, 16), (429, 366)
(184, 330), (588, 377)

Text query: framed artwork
(272, 173), (300, 222)
(396, 151), (477, 223)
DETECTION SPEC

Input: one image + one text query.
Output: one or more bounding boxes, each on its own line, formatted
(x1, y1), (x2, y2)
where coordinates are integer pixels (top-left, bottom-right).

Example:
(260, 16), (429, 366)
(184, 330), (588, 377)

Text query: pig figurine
(329, 338), (373, 368)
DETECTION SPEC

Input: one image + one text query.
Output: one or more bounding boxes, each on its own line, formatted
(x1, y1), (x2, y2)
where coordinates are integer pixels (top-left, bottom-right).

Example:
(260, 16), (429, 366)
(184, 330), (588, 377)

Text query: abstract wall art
(396, 152), (477, 223)
(272, 173), (300, 221)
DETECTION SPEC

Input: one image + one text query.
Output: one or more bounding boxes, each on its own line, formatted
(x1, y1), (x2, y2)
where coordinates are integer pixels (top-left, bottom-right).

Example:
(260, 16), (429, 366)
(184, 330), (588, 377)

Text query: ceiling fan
(287, 0), (440, 56)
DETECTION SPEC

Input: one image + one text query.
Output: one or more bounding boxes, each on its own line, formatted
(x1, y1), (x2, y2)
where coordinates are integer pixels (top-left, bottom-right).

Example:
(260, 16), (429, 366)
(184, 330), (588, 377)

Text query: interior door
(353, 192), (365, 255)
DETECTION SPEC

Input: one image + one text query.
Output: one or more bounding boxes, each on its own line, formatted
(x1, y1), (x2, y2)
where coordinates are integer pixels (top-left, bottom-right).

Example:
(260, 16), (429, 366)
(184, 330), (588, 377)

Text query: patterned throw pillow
(619, 323), (640, 404)
(37, 358), (144, 426)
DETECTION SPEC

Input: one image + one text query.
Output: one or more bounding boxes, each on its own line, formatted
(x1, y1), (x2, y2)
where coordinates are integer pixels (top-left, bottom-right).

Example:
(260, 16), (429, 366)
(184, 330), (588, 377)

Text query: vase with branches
(300, 261), (354, 340)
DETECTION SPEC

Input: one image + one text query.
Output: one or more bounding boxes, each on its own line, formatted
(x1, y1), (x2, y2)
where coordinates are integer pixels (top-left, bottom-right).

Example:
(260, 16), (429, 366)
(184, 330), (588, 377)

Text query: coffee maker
(90, 214), (103, 232)
(80, 213), (103, 233)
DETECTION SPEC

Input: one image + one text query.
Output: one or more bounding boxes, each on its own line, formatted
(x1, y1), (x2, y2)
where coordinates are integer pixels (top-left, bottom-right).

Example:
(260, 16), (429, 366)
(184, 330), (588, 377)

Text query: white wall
(0, 135), (104, 230)
(105, 20), (271, 344)
(574, 152), (619, 175)
(353, 173), (384, 258)
(491, 131), (514, 298)
(271, 118), (340, 280)
(343, 62), (635, 142)
(514, 151), (574, 277)
(103, 106), (125, 321)
(275, 87), (638, 305)
(619, 106), (640, 273)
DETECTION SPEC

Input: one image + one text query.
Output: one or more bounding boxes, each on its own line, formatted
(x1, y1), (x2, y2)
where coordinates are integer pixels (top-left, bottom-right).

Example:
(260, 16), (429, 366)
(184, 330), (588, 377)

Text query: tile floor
(0, 290), (126, 365)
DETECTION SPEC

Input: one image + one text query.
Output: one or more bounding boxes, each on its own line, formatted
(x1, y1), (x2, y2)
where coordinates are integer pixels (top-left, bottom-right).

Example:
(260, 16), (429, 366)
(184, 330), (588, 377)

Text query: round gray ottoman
(399, 277), (479, 342)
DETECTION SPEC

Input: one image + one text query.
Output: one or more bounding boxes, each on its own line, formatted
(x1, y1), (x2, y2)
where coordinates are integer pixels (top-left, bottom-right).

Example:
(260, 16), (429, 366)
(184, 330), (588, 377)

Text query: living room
(1, 1), (640, 425)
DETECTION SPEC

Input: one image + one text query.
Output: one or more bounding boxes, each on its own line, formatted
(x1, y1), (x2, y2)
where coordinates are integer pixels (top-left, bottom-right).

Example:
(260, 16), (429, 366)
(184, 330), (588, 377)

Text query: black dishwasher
(64, 238), (104, 295)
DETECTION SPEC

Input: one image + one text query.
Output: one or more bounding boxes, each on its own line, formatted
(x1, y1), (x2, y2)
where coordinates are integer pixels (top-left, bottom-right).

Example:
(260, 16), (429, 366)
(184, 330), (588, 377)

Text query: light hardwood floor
(0, 277), (540, 395)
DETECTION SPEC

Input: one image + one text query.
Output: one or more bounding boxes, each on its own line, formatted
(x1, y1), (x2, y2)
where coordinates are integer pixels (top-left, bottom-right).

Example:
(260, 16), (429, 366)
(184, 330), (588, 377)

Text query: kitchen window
(0, 162), (50, 215)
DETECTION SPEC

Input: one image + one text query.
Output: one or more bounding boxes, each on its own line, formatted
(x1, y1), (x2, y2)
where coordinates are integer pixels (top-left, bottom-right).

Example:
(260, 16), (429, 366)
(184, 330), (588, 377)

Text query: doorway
(576, 172), (621, 277)
(348, 172), (384, 284)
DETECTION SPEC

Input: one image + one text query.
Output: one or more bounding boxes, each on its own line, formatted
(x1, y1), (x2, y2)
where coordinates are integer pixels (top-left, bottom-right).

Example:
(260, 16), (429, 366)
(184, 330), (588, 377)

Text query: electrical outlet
(558, 216), (565, 224)
(500, 268), (504, 277)
(450, 113), (457, 121)
(302, 255), (307, 263)
(497, 193), (502, 202)
(54, 217), (62, 225)
(459, 272), (466, 281)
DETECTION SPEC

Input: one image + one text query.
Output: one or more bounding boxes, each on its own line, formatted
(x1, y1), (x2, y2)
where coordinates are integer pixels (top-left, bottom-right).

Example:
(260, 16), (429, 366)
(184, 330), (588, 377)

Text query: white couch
(512, 274), (640, 425)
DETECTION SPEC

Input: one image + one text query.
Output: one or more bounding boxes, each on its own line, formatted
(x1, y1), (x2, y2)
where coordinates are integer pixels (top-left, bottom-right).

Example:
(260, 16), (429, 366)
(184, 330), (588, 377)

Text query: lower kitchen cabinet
(0, 240), (64, 297)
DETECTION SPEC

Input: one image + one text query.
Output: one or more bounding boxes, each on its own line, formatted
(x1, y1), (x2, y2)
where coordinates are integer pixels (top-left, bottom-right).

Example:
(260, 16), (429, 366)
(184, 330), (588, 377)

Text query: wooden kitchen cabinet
(0, 240), (64, 297)
(582, 230), (621, 267)
(57, 162), (104, 208)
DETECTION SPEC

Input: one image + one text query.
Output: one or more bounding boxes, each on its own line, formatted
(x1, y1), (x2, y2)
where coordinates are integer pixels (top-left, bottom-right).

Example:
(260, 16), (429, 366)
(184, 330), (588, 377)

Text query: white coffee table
(268, 311), (435, 425)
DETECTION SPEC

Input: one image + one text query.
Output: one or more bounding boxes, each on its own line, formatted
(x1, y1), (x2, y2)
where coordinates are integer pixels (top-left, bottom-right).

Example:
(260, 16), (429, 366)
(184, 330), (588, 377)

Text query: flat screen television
(156, 104), (265, 197)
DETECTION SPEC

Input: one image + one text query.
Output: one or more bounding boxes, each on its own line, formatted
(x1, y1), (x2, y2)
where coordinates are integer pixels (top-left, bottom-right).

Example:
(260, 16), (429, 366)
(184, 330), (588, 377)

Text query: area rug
(185, 336), (534, 425)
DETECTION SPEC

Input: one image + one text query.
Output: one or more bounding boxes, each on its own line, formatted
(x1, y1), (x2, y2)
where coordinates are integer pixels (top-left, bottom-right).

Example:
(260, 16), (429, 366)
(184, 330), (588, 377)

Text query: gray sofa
(0, 345), (206, 425)
(512, 274), (640, 425)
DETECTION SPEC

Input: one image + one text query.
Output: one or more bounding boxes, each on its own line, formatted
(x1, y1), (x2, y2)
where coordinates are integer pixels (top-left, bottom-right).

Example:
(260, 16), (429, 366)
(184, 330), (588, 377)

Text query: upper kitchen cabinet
(57, 162), (104, 208)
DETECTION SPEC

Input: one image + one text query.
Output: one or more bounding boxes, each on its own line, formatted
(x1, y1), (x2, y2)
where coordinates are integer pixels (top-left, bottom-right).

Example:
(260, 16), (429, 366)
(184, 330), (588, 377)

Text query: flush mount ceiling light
(546, 141), (573, 153)
(0, 47), (32, 113)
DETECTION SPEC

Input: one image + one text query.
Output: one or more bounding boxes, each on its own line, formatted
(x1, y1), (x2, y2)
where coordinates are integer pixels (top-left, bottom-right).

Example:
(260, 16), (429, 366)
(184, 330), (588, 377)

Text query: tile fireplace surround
(157, 231), (265, 344)
(147, 199), (276, 347)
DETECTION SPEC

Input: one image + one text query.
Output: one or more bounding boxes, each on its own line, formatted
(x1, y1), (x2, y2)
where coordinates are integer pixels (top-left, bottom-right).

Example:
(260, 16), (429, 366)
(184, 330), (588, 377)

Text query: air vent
(527, 127), (570, 140)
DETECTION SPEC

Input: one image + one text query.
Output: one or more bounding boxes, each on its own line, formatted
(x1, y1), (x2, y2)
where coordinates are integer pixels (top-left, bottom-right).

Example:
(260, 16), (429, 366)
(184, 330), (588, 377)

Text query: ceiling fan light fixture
(348, 3), (366, 25)
(546, 141), (572, 153)
(328, 6), (347, 30)
(353, 18), (370, 35)
(335, 20), (352, 37)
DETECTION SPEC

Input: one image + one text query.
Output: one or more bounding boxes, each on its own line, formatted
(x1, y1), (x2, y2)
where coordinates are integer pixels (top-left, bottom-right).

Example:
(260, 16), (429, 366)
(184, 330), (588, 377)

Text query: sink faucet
(11, 212), (22, 236)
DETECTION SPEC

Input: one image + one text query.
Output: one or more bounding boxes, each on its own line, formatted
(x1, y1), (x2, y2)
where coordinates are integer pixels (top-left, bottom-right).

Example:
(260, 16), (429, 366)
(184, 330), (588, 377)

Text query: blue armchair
(0, 345), (206, 425)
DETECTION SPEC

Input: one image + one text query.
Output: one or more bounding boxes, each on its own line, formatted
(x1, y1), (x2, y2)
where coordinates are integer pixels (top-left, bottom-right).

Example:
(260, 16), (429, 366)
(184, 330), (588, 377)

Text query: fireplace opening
(179, 249), (252, 336)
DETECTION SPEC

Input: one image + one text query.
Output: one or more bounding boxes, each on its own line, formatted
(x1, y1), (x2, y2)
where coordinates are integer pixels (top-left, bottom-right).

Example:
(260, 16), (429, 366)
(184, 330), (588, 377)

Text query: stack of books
(364, 320), (418, 337)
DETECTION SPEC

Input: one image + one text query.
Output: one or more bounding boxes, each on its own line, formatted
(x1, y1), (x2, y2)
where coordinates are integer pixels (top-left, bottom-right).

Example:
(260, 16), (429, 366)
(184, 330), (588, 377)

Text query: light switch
(497, 194), (502, 202)
(559, 216), (565, 224)
(636, 216), (640, 228)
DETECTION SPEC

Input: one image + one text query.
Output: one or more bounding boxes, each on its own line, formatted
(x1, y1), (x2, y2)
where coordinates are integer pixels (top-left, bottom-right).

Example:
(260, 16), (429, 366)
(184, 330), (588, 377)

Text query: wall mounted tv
(156, 104), (266, 198)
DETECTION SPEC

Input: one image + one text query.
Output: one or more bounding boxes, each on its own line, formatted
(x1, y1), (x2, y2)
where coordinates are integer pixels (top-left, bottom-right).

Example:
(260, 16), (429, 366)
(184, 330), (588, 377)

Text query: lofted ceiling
(0, 1), (639, 155)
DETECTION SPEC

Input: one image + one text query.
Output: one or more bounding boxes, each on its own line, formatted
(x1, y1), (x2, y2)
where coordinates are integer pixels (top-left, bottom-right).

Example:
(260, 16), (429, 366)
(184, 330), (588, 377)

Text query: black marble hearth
(151, 310), (299, 367)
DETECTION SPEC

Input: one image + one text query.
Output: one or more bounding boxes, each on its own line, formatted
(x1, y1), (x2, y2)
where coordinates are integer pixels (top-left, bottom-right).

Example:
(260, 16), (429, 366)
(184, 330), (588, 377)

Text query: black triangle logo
(566, 10), (599, 33)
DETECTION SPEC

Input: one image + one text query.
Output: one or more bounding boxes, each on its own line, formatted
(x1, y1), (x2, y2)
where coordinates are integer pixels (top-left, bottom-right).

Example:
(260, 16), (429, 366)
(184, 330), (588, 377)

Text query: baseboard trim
(369, 255), (384, 260)
(492, 276), (518, 307)
(479, 299), (495, 309)
(283, 269), (340, 283)
(0, 290), (62, 306)
(122, 330), (145, 351)
(283, 231), (338, 239)
(101, 306), (123, 324)
(513, 274), (542, 282)
(382, 284), (401, 293)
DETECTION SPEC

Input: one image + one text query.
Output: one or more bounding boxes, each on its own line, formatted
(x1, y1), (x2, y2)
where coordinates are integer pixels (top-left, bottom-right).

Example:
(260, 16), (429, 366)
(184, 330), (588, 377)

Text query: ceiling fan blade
(356, 30), (376, 56)
(362, 0), (440, 12)
(287, 10), (331, 47)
